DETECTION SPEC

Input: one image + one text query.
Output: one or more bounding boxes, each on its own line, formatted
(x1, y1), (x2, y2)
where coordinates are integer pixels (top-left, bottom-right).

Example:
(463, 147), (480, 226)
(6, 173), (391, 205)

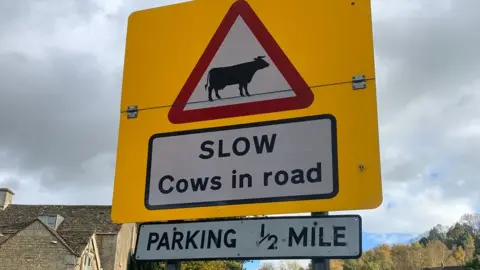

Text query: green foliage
(343, 258), (363, 270)
(419, 237), (429, 247)
(428, 224), (447, 243)
(461, 213), (480, 255)
(127, 258), (164, 270)
(446, 222), (473, 250)
(466, 255), (480, 270)
(338, 212), (480, 270)
(179, 260), (244, 270)
(127, 257), (247, 270)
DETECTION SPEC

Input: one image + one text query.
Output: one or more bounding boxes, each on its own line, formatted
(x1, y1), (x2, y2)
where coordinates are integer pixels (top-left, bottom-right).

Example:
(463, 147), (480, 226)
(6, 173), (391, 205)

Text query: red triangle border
(168, 0), (314, 124)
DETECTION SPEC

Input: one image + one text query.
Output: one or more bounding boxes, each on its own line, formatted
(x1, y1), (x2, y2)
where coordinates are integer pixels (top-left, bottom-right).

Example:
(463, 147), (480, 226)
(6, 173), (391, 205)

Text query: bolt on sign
(112, 0), (382, 223)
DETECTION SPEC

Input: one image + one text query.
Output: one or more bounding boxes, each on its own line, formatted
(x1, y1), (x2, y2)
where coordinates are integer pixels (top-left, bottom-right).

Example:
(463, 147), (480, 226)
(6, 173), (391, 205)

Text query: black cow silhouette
(204, 56), (270, 101)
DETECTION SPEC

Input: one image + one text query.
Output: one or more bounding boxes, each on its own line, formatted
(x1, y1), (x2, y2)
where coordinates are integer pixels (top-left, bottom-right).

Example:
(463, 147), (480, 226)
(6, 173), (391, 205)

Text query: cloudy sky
(0, 0), (479, 269)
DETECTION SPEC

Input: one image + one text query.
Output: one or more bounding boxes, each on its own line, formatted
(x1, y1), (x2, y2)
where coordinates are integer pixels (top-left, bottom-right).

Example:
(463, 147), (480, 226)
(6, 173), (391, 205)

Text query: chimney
(0, 188), (14, 210)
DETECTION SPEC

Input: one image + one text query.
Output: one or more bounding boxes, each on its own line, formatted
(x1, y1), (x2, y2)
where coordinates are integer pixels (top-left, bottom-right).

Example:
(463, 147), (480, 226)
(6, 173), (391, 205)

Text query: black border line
(144, 114), (339, 210)
(133, 215), (362, 261)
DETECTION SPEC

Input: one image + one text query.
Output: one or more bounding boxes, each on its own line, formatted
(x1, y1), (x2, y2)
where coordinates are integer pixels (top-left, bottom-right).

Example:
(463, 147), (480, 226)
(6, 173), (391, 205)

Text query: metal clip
(352, 74), (366, 90)
(126, 105), (138, 119)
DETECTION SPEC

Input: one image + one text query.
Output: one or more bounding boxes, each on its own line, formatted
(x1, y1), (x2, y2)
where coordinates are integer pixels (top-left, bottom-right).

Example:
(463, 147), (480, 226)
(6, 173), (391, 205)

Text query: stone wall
(95, 234), (117, 270)
(0, 220), (79, 270)
(96, 223), (136, 270)
(0, 221), (138, 270)
(114, 223), (137, 269)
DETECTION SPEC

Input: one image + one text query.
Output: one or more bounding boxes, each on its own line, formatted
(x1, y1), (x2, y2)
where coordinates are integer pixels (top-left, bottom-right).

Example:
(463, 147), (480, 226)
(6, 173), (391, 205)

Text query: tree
(466, 255), (480, 270)
(391, 244), (419, 270)
(428, 224), (448, 243)
(423, 240), (452, 267)
(419, 237), (429, 247)
(330, 260), (344, 270)
(372, 245), (394, 270)
(461, 213), (480, 237)
(446, 222), (473, 250)
(453, 245), (466, 263)
(343, 258), (364, 270)
(128, 258), (246, 270)
(466, 234), (477, 259)
(181, 261), (245, 270)
(278, 260), (304, 270)
(460, 213), (480, 255)
(259, 262), (275, 270)
(127, 256), (164, 270)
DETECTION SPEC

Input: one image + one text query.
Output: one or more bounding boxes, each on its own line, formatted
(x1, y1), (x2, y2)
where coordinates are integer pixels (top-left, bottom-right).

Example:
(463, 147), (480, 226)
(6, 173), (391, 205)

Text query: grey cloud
(372, 0), (480, 203)
(0, 0), (99, 33)
(374, 0), (480, 119)
(0, 177), (21, 192)
(380, 89), (480, 186)
(0, 0), (187, 201)
(0, 49), (120, 189)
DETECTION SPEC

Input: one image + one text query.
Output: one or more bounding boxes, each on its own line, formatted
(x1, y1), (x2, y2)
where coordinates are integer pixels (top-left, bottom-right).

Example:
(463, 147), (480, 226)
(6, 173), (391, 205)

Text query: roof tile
(0, 204), (121, 233)
(59, 231), (94, 255)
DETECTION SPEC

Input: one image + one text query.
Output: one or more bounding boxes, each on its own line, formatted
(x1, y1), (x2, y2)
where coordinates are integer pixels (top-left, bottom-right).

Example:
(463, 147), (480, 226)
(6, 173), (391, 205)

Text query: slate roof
(0, 204), (121, 233)
(0, 204), (122, 256)
(0, 221), (32, 233)
(59, 230), (95, 255)
(0, 218), (79, 254)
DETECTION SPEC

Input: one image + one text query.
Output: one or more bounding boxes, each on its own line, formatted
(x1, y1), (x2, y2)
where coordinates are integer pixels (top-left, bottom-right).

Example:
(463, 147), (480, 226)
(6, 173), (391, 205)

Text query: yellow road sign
(112, 0), (382, 223)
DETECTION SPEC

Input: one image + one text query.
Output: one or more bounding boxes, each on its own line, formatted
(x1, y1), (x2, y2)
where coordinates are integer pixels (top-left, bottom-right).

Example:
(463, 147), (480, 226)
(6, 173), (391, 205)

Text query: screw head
(359, 164), (365, 172)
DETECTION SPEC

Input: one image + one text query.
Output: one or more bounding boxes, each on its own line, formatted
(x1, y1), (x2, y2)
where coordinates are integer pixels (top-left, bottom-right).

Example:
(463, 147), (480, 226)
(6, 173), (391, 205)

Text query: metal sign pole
(166, 261), (181, 270)
(311, 212), (330, 270)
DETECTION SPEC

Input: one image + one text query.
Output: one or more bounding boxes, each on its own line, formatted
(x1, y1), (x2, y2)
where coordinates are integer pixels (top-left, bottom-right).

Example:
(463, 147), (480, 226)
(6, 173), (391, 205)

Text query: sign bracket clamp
(352, 74), (367, 90)
(126, 105), (138, 119)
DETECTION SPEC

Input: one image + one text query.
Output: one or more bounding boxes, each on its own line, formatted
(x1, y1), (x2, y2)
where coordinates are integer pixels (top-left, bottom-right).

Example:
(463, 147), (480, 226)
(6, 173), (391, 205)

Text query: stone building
(0, 188), (137, 270)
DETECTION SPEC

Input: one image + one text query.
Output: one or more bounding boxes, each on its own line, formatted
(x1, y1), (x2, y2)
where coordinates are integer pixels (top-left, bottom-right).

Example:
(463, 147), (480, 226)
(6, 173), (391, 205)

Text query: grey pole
(166, 261), (181, 270)
(311, 212), (330, 270)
